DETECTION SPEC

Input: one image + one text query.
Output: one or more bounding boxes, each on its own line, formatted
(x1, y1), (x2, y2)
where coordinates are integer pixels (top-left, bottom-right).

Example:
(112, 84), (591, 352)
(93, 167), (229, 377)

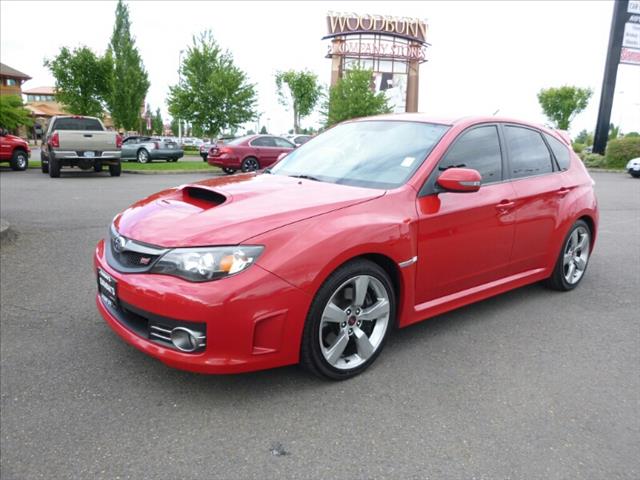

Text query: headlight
(151, 246), (263, 282)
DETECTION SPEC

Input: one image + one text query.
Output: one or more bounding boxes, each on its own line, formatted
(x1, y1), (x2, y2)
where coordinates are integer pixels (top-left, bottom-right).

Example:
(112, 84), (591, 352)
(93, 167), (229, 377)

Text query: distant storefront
(324, 12), (429, 112)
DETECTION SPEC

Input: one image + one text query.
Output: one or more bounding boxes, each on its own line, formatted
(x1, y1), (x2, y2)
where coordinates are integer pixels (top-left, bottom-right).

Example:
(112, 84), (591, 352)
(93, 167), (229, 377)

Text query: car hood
(114, 173), (385, 247)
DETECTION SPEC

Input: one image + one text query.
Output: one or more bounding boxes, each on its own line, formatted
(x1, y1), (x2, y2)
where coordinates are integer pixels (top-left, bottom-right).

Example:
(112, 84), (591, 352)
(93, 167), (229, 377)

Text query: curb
(0, 218), (17, 243)
(124, 170), (222, 175)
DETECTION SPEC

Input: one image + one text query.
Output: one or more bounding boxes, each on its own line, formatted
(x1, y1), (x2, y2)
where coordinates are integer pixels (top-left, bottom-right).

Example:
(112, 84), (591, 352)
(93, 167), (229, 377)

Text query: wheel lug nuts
(357, 321), (361, 326)
(356, 309), (361, 315)
(346, 309), (351, 315)
(341, 322), (346, 328)
(348, 328), (353, 335)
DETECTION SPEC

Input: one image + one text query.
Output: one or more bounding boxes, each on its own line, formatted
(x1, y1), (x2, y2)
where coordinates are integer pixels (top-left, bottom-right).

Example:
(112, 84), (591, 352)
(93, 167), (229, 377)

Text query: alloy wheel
(319, 274), (390, 370)
(563, 225), (590, 285)
(242, 158), (259, 172)
(138, 150), (149, 163)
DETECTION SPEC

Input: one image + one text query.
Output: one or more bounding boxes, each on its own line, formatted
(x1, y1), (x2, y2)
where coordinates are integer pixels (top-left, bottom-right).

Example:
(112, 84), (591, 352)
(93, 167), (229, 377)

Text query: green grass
(27, 159), (219, 173)
(121, 160), (219, 172)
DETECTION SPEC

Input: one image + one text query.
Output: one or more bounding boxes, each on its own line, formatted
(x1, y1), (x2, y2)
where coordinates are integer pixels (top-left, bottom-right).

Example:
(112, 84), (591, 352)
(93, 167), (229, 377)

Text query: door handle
(496, 200), (515, 213)
(557, 187), (571, 197)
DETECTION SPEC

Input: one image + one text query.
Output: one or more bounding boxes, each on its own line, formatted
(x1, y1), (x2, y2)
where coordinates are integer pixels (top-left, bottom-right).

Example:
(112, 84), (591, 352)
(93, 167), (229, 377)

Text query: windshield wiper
(288, 174), (320, 182)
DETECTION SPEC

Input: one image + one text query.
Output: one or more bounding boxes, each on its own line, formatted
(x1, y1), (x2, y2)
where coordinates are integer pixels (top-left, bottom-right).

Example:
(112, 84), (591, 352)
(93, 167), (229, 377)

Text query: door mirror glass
(436, 168), (482, 192)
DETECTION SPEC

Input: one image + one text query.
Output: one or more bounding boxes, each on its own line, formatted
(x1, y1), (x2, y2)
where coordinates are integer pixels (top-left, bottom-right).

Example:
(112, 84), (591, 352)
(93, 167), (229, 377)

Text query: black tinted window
(251, 137), (275, 147)
(52, 117), (102, 131)
(544, 133), (571, 171)
(440, 126), (502, 183)
(504, 126), (553, 178)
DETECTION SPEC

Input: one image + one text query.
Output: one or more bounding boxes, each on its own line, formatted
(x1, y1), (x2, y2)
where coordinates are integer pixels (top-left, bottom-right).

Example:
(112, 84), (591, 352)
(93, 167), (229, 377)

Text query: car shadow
(137, 282), (552, 401)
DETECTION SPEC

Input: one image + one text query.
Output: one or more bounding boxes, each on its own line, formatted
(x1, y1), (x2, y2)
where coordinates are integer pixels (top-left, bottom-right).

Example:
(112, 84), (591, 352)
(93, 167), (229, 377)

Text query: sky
(1, 0), (639, 137)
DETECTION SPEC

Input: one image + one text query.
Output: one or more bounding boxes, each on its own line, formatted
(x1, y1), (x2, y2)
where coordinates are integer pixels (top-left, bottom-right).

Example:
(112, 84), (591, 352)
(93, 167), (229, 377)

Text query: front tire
(241, 157), (259, 172)
(10, 150), (28, 171)
(545, 220), (591, 291)
(300, 259), (395, 380)
(137, 149), (150, 164)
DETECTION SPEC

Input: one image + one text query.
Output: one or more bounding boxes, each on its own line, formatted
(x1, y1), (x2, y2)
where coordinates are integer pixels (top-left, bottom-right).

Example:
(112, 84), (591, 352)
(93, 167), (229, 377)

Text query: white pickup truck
(41, 115), (122, 178)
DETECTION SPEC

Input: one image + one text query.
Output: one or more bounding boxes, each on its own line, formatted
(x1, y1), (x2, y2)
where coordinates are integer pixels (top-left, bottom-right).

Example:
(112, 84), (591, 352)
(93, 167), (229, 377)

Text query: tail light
(219, 147), (232, 155)
(51, 132), (59, 148)
(115, 134), (123, 149)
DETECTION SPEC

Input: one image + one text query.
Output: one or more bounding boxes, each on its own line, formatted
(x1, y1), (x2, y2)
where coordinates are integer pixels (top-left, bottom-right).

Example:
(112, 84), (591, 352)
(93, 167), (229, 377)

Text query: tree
(537, 86), (592, 130)
(45, 46), (111, 117)
(106, 0), (150, 131)
(275, 70), (322, 133)
(152, 108), (163, 135)
(170, 117), (180, 136)
(608, 123), (621, 140)
(167, 30), (257, 137)
(0, 95), (33, 130)
(324, 67), (391, 126)
(259, 126), (268, 134)
(575, 129), (594, 145)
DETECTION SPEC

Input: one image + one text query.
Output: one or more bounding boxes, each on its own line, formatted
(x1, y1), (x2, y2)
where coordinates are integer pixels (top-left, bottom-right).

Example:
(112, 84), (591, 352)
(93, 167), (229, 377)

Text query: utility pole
(593, 0), (630, 154)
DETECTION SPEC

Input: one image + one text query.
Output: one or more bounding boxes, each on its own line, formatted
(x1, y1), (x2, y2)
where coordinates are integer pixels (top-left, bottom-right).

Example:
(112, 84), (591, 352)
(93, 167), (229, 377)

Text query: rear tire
(545, 219), (591, 291)
(630, 170), (640, 178)
(109, 162), (121, 177)
(241, 157), (260, 172)
(94, 161), (102, 173)
(300, 259), (395, 380)
(48, 154), (60, 178)
(10, 150), (28, 171)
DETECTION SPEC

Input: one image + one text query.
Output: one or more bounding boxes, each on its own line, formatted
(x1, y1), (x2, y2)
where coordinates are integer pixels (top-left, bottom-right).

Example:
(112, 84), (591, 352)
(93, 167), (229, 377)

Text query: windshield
(271, 120), (449, 189)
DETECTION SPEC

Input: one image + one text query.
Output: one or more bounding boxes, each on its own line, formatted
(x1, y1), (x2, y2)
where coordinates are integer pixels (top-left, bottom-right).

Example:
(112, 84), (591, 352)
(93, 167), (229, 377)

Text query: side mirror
(436, 168), (482, 193)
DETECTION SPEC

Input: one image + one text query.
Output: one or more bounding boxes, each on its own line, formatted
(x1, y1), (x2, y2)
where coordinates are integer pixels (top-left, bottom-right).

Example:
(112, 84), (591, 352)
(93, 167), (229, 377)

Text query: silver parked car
(120, 136), (184, 163)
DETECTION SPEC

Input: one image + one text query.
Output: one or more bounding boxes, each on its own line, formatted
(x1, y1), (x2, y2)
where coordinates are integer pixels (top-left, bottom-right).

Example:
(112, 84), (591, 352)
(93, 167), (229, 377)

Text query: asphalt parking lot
(1, 168), (638, 479)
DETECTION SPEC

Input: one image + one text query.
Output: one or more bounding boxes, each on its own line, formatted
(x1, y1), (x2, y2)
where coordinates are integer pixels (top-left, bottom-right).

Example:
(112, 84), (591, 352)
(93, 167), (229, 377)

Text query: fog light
(170, 327), (204, 352)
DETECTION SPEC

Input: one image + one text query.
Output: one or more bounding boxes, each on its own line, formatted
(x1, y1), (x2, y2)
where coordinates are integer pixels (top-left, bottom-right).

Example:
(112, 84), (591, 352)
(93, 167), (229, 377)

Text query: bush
(582, 153), (606, 168)
(605, 136), (640, 169)
(572, 142), (585, 154)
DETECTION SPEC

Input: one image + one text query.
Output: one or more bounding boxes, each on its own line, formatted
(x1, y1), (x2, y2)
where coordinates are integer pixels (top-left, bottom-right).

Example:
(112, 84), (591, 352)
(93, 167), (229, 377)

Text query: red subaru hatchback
(207, 134), (295, 174)
(95, 115), (598, 380)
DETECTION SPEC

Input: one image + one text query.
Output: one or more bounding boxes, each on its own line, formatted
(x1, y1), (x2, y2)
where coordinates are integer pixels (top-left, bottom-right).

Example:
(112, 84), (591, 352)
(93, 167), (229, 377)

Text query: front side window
(544, 133), (571, 171)
(271, 120), (449, 189)
(438, 126), (503, 183)
(504, 126), (553, 178)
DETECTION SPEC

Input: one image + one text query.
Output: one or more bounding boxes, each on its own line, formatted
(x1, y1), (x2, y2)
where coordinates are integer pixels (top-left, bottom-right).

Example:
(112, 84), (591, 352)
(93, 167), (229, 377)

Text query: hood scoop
(182, 186), (226, 207)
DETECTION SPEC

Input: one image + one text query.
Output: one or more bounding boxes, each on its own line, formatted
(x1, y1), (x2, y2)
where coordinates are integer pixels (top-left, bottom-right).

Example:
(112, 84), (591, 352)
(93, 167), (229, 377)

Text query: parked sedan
(199, 137), (236, 161)
(626, 157), (640, 178)
(95, 114), (598, 380)
(286, 134), (313, 146)
(207, 134), (295, 173)
(121, 136), (184, 163)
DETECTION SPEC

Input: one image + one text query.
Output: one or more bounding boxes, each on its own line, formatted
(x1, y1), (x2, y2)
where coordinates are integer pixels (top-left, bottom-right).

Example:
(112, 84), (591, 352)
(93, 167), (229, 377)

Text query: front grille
(111, 249), (160, 269)
(106, 225), (168, 273)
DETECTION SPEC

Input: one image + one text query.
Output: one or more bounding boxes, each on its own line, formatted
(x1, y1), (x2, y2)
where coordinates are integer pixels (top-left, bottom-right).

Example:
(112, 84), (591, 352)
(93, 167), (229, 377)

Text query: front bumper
(94, 239), (311, 374)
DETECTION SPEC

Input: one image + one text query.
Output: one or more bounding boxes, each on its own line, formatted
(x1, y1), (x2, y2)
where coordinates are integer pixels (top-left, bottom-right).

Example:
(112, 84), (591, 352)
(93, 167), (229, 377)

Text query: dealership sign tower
(324, 12), (429, 113)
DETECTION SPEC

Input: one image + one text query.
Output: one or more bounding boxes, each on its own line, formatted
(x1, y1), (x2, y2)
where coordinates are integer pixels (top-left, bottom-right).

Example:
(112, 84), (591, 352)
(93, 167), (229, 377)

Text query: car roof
(351, 113), (566, 143)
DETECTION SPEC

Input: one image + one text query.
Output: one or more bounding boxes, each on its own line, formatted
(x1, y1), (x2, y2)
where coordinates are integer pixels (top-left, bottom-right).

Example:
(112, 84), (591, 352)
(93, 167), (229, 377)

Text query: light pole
(178, 49), (184, 142)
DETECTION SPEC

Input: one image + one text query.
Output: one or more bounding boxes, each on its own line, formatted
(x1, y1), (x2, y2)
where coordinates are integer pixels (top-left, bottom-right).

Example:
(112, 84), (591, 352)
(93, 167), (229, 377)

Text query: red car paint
(95, 114), (598, 374)
(207, 134), (294, 171)
(0, 133), (30, 164)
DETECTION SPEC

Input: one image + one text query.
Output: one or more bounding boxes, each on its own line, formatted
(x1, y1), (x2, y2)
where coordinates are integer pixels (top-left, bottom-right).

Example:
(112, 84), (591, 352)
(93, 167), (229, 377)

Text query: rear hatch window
(53, 118), (102, 131)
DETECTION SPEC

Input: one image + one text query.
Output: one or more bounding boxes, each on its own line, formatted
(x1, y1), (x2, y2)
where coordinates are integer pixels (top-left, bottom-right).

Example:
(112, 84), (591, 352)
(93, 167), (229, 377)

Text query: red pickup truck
(0, 129), (30, 171)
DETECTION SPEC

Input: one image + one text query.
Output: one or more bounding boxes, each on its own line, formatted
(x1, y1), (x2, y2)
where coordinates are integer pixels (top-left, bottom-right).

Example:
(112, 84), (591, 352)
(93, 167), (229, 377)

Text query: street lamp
(178, 49), (184, 142)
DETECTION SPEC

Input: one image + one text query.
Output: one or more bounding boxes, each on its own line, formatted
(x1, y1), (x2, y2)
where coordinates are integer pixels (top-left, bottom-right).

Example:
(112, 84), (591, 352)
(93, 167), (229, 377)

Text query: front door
(414, 125), (517, 305)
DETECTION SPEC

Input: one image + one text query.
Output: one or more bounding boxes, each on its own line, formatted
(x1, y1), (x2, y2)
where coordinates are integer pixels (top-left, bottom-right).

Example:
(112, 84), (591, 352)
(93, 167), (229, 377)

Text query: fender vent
(183, 186), (226, 206)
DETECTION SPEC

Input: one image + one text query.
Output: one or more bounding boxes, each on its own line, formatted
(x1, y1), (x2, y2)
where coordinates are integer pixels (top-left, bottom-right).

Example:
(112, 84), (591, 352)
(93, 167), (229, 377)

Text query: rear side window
(439, 126), (503, 183)
(544, 133), (571, 171)
(504, 126), (553, 178)
(274, 137), (295, 148)
(52, 117), (103, 131)
(251, 137), (276, 147)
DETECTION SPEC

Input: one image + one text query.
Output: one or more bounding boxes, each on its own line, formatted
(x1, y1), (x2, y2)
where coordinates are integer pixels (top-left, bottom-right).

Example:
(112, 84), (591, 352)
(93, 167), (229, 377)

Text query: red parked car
(207, 134), (295, 174)
(0, 129), (30, 170)
(95, 114), (598, 380)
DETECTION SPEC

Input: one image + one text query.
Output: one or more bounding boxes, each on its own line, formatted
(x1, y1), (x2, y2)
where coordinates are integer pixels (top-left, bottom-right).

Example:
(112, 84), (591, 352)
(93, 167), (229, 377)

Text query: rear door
(415, 124), (517, 304)
(501, 124), (562, 274)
